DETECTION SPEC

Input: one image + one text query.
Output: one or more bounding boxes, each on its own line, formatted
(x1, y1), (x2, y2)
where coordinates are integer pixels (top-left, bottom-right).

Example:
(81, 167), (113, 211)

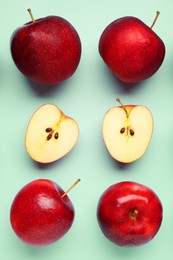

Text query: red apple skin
(97, 181), (163, 247)
(99, 16), (165, 83)
(10, 179), (74, 246)
(10, 16), (81, 85)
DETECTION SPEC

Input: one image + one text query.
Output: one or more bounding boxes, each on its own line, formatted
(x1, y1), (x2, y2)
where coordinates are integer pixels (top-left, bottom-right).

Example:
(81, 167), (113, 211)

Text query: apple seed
(54, 132), (59, 139)
(45, 127), (53, 133)
(47, 133), (52, 141)
(130, 129), (135, 136)
(45, 127), (59, 141)
(120, 126), (134, 136)
(120, 127), (125, 134)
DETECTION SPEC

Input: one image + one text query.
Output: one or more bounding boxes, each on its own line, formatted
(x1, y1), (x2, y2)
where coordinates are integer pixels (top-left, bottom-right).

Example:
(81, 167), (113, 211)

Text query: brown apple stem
(130, 209), (138, 219)
(61, 179), (81, 198)
(116, 98), (129, 118)
(150, 11), (160, 29)
(27, 8), (35, 23)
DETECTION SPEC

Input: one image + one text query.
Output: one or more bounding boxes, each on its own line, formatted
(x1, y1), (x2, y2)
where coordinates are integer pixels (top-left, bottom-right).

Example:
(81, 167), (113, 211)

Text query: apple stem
(130, 209), (138, 219)
(61, 179), (81, 198)
(27, 8), (35, 23)
(116, 98), (129, 118)
(150, 11), (160, 29)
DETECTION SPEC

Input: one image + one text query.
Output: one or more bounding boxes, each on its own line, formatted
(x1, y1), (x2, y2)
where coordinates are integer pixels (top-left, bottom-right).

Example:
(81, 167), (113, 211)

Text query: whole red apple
(10, 179), (79, 246)
(10, 9), (81, 85)
(99, 12), (165, 83)
(97, 181), (163, 247)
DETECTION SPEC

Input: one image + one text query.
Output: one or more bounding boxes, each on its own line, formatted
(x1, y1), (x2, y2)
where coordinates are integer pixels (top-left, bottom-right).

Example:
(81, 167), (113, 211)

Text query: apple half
(102, 99), (154, 163)
(25, 104), (79, 163)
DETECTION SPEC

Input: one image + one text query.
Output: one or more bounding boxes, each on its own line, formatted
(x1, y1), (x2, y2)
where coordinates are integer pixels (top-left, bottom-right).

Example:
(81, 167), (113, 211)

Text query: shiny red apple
(99, 12), (165, 83)
(10, 9), (81, 85)
(97, 181), (163, 247)
(10, 179), (80, 246)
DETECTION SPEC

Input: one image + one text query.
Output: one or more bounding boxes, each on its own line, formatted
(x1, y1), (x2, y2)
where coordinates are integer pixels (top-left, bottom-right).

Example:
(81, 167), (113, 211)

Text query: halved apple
(102, 99), (154, 163)
(25, 104), (79, 163)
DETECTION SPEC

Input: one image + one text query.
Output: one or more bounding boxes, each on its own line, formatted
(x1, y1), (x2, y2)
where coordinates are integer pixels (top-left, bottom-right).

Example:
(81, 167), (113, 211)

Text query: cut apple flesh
(25, 104), (79, 163)
(102, 105), (154, 163)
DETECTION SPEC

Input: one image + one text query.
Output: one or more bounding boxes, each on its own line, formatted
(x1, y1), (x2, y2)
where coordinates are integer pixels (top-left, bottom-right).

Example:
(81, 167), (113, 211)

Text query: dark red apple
(97, 181), (163, 247)
(10, 9), (81, 85)
(10, 179), (80, 246)
(99, 12), (165, 83)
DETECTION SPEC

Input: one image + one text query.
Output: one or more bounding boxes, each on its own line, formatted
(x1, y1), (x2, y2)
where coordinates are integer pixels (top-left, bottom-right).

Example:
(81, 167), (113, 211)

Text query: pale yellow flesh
(25, 104), (79, 163)
(102, 105), (154, 163)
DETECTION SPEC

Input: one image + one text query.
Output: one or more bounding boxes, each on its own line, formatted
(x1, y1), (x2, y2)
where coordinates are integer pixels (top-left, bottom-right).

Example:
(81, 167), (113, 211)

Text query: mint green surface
(1, 0), (173, 259)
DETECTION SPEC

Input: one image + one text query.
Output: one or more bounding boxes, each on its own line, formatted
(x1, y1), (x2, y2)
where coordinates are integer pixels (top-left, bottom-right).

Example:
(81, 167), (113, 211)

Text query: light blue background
(1, 0), (173, 259)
